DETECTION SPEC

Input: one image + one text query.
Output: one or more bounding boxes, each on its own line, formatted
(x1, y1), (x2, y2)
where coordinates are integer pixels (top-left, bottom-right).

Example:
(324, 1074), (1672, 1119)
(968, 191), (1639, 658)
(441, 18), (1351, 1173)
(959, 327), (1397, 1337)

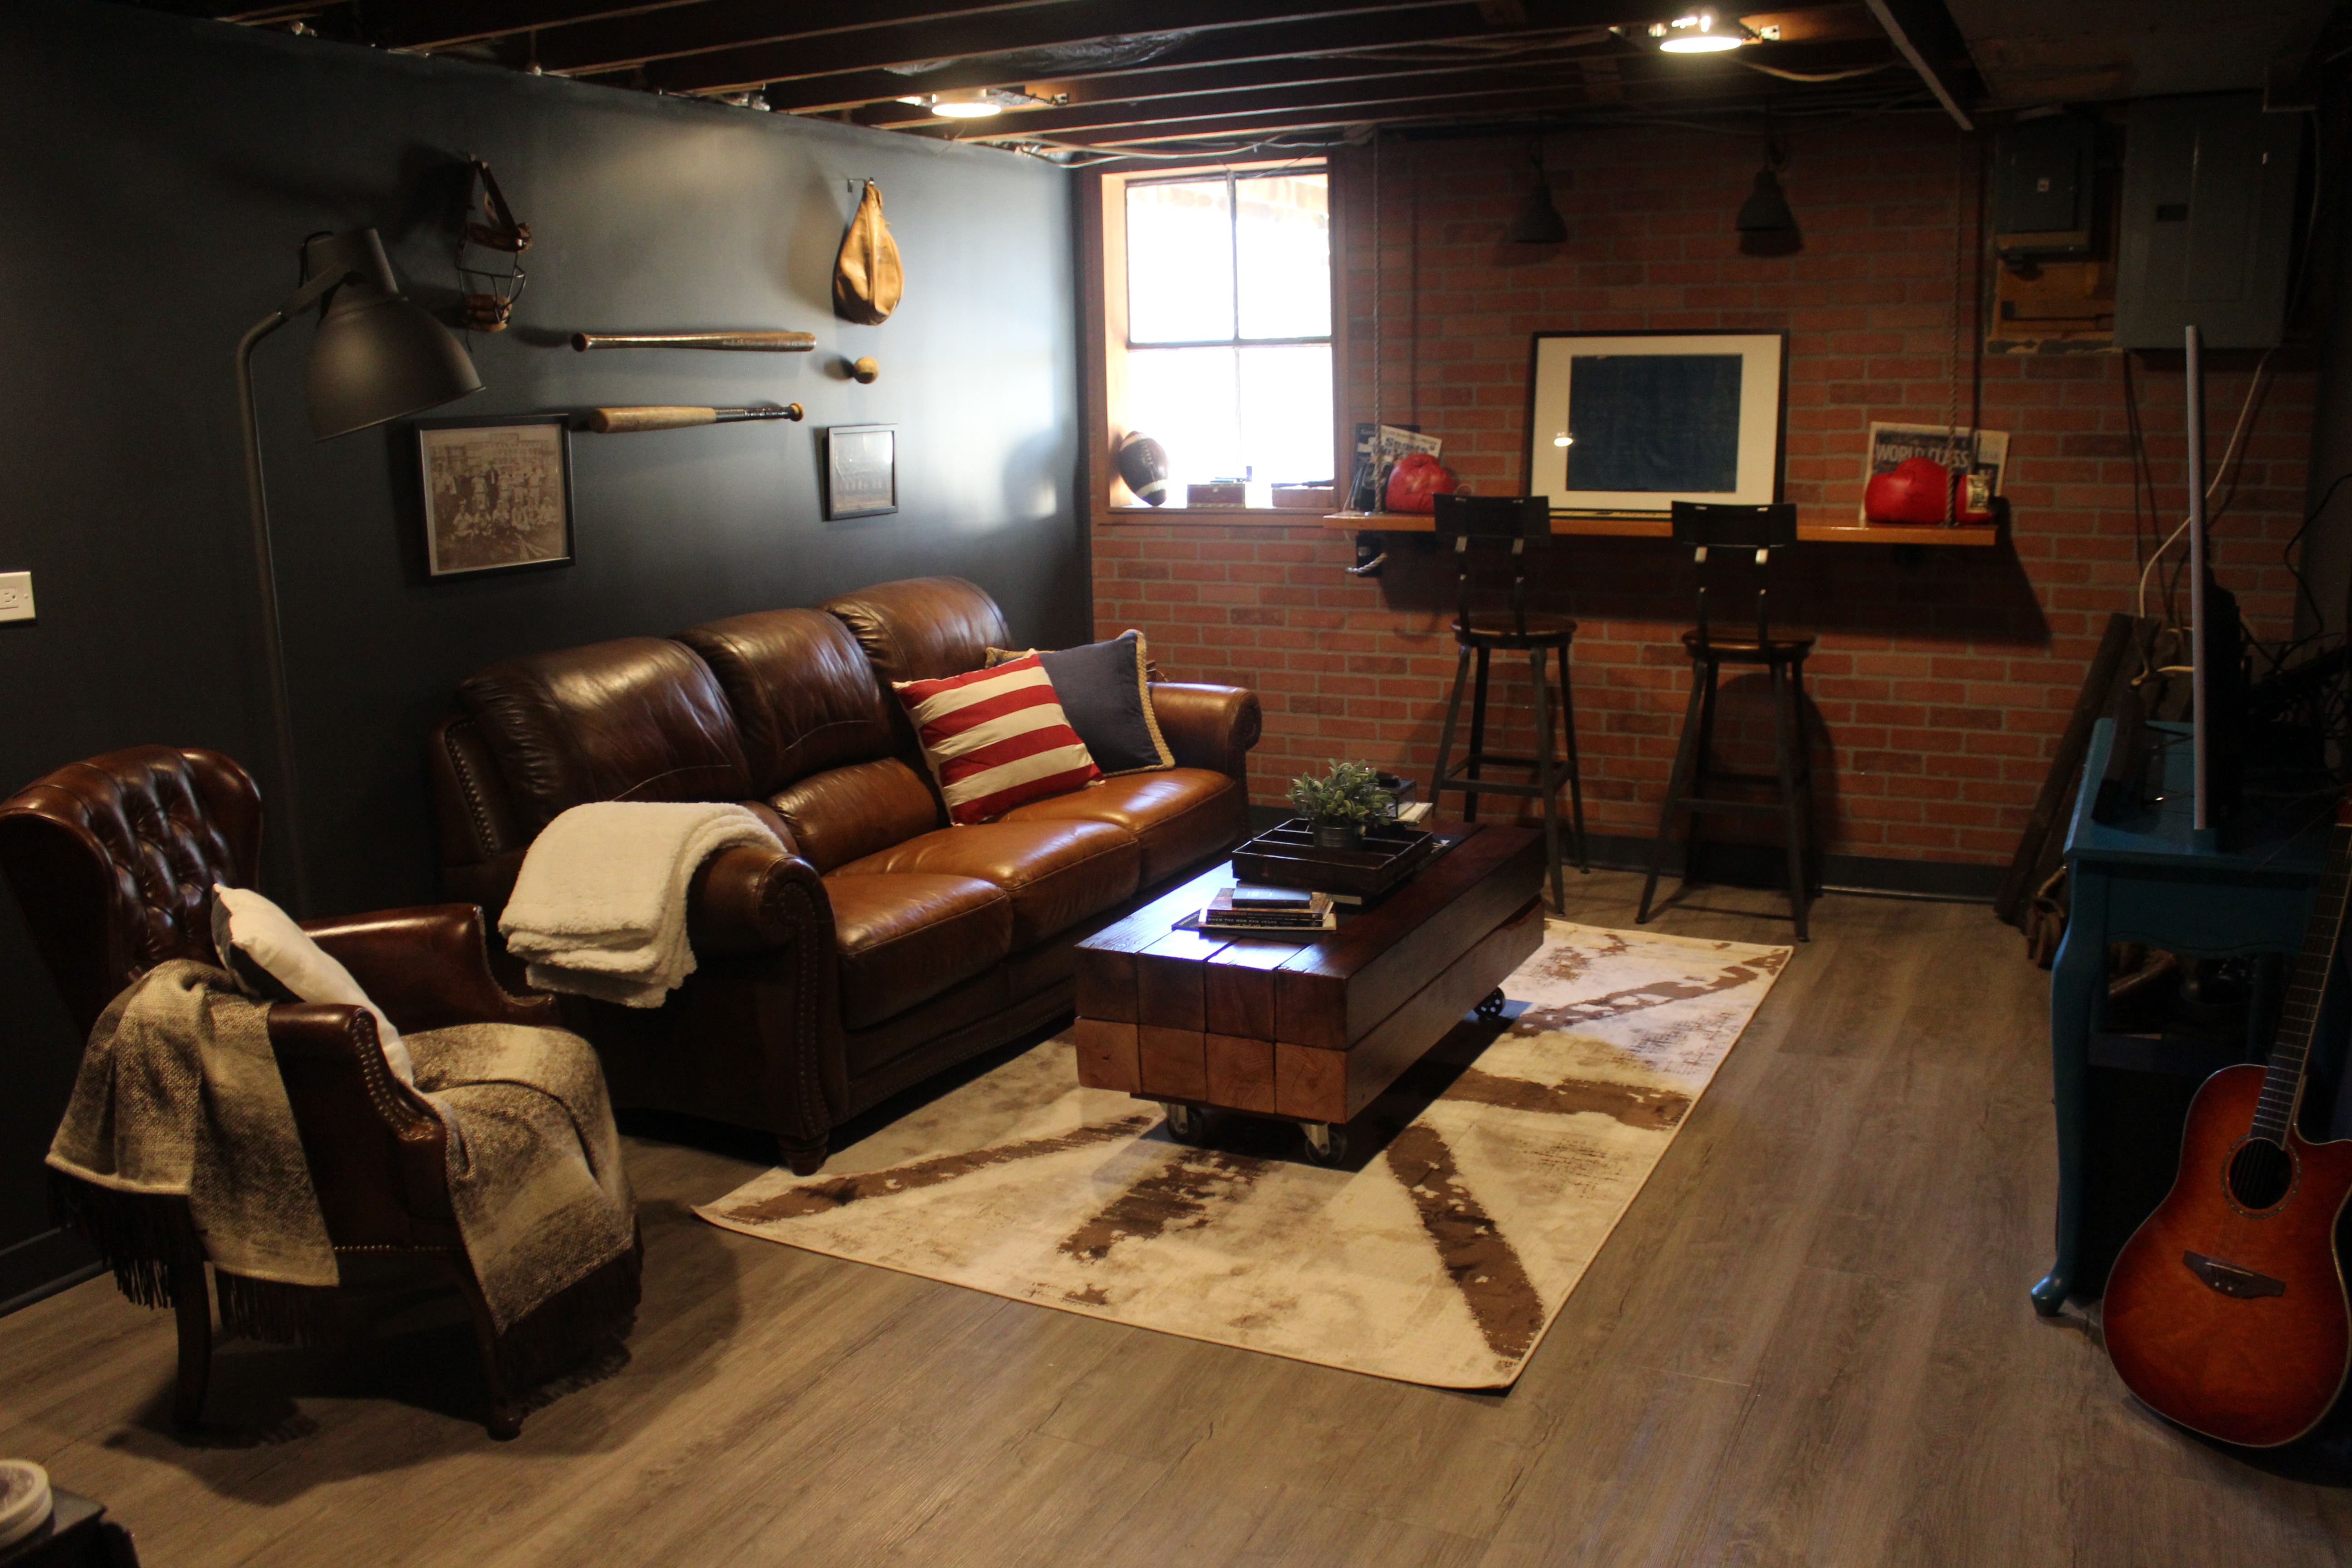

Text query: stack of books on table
(1199, 884), (1336, 934)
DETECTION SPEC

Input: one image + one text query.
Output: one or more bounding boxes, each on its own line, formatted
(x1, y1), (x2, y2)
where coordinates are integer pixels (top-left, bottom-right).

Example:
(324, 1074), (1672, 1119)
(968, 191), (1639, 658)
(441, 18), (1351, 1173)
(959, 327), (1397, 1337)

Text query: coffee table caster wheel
(1302, 1121), (1347, 1166)
(1165, 1103), (1207, 1145)
(1476, 988), (1506, 1021)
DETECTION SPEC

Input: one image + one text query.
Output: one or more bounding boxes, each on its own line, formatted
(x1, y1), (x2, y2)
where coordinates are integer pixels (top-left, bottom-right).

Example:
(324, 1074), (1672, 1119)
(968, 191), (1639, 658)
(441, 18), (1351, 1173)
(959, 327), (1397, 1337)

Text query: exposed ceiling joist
(847, 44), (1615, 123)
(152, 1), (1939, 154)
(1014, 68), (1901, 147)
(1862, 0), (1975, 127)
(758, 13), (1638, 112)
(590, 0), (1691, 96)
(372, 0), (704, 52)
(861, 38), (1890, 133)
(527, 0), (1232, 76)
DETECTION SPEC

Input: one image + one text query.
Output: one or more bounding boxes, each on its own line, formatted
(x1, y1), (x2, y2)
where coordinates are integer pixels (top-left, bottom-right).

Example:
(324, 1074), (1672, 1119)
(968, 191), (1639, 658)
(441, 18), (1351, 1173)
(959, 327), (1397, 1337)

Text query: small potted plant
(1288, 760), (1394, 851)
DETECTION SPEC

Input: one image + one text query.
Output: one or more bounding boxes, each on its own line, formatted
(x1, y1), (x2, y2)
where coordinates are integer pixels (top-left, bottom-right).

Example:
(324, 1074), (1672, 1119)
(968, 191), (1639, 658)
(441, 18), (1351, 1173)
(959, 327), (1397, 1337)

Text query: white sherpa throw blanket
(500, 800), (781, 1008)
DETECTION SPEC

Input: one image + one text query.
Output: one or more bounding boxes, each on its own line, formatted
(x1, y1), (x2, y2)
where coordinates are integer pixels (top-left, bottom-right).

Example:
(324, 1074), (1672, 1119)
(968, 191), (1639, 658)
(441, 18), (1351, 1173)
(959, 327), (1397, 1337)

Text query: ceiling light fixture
(933, 99), (1003, 119)
(1649, 12), (1771, 53)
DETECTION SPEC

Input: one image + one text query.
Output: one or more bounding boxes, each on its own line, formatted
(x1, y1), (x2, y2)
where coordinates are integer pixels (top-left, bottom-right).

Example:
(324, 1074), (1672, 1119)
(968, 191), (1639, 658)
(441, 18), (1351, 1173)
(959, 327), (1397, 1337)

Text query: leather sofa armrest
(267, 1003), (456, 1241)
(1149, 683), (1261, 782)
(688, 843), (834, 956)
(302, 904), (559, 1034)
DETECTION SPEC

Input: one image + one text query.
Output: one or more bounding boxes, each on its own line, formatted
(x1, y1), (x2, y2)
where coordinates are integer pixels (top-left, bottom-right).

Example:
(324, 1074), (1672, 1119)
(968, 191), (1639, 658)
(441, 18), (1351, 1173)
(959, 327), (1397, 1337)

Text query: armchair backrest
(0, 747), (260, 1036)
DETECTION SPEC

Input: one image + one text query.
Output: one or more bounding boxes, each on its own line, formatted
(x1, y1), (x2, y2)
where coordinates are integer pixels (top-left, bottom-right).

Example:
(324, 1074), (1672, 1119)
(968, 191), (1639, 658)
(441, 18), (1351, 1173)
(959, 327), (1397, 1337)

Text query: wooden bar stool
(1427, 493), (1587, 910)
(1638, 500), (1818, 939)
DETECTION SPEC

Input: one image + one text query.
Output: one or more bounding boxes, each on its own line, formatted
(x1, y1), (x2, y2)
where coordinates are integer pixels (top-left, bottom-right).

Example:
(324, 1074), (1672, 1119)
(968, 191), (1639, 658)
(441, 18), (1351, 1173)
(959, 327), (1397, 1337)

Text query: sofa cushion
(832, 819), (1139, 949)
(674, 609), (896, 796)
(986, 631), (1173, 777)
(892, 654), (1100, 826)
(460, 638), (752, 833)
(822, 872), (1011, 1029)
(768, 757), (941, 873)
(1001, 769), (1245, 886)
(822, 575), (1011, 683)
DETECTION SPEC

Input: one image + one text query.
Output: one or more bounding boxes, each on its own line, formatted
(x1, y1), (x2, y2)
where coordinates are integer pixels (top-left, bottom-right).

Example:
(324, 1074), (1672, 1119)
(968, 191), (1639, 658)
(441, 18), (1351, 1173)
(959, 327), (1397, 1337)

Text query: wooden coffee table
(1073, 823), (1545, 1163)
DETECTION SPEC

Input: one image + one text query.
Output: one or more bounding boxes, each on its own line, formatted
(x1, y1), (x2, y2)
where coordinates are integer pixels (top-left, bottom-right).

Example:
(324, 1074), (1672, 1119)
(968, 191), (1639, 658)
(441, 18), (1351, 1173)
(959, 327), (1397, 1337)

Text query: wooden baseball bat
(570, 330), (815, 352)
(583, 403), (805, 434)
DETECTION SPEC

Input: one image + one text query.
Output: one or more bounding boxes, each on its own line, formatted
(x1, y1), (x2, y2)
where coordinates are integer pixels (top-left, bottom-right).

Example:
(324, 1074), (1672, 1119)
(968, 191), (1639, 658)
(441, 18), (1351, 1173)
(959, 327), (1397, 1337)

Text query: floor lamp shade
(299, 229), (481, 439)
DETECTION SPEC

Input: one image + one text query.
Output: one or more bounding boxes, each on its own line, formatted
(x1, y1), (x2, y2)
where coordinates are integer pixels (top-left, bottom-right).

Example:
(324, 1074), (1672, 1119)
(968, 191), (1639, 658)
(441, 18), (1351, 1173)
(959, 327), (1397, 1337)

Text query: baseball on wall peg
(1116, 431), (1170, 506)
(851, 355), (880, 384)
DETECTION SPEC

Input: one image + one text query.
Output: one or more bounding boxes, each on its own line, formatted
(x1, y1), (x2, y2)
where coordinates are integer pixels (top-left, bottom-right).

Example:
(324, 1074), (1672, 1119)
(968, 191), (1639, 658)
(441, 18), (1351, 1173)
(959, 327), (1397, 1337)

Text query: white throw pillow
(210, 884), (414, 1085)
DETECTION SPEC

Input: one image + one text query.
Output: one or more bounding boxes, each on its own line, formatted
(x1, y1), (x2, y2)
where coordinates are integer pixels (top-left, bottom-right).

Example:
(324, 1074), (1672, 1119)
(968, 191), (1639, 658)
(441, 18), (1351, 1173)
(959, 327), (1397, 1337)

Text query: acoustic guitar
(2102, 792), (2352, 1447)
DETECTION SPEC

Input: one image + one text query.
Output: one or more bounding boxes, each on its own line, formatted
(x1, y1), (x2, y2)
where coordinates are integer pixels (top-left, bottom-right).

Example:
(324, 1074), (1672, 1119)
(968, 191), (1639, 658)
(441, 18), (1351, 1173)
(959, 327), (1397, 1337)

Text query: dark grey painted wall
(0, 0), (1085, 1307)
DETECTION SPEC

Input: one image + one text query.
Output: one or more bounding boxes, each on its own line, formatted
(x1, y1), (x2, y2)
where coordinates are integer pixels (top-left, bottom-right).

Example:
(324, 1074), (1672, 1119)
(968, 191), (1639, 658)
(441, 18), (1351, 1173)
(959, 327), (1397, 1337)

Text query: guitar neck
(2254, 817), (2352, 1142)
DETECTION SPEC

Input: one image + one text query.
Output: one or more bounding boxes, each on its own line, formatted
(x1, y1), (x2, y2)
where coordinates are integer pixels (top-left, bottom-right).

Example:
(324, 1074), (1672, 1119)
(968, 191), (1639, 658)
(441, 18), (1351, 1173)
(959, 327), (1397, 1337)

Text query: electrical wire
(1735, 59), (1895, 84)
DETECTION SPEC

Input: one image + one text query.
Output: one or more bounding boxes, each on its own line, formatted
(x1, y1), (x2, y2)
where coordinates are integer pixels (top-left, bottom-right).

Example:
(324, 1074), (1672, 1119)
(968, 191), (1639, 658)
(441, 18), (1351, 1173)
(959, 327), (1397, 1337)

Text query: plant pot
(1312, 821), (1363, 851)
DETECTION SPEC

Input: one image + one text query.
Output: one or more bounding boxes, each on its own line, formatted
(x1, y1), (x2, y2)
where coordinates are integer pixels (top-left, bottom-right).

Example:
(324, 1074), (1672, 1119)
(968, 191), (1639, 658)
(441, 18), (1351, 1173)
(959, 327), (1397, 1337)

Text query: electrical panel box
(1993, 114), (2095, 261)
(2113, 93), (2301, 350)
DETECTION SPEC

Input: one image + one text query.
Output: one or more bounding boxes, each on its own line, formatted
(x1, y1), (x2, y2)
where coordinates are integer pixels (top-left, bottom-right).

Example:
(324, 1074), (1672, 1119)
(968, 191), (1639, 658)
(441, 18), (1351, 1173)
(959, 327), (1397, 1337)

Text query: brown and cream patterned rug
(698, 920), (1790, 1389)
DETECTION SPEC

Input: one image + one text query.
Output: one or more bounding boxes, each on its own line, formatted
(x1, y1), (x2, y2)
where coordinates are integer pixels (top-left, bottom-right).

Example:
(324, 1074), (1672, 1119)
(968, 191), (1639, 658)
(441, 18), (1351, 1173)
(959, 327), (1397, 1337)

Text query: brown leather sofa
(428, 577), (1259, 1172)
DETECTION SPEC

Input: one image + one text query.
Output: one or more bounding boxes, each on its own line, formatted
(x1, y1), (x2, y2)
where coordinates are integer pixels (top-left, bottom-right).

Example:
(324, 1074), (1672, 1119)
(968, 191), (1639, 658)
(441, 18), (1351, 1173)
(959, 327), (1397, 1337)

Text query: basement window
(1089, 161), (1337, 514)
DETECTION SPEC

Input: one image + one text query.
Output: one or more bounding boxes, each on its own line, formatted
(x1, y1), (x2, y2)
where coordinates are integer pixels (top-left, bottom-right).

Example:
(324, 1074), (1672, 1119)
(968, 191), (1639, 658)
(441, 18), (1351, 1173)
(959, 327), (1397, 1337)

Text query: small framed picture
(414, 415), (575, 578)
(823, 424), (897, 519)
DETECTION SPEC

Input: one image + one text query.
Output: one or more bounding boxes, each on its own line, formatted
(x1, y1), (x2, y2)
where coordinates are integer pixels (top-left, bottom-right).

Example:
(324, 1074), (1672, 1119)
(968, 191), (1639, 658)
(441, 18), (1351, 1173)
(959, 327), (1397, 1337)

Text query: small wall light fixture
(1509, 141), (1569, 245)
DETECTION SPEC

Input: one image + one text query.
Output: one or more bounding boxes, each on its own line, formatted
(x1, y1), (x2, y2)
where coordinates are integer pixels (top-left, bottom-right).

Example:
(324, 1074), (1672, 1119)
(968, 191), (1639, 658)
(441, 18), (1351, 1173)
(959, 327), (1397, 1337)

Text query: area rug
(697, 921), (1790, 1389)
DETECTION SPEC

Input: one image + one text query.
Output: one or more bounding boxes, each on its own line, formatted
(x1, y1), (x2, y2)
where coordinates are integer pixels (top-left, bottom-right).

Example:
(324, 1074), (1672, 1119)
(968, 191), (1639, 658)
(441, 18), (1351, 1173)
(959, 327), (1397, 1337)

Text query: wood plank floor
(4, 874), (2349, 1566)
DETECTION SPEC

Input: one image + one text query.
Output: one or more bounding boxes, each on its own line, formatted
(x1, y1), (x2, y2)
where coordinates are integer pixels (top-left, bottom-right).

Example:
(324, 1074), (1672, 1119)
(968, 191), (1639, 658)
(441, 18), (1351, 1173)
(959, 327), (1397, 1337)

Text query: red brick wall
(1092, 118), (2315, 867)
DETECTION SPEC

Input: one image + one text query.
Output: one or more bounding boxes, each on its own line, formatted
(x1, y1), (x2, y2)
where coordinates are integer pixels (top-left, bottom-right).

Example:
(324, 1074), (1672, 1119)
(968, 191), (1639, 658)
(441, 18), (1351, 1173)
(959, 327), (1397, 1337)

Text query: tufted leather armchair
(0, 746), (638, 1440)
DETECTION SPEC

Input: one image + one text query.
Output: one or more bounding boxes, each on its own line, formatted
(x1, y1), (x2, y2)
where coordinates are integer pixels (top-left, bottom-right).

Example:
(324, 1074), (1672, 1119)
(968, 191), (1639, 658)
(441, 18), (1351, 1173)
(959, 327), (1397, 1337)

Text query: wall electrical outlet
(0, 572), (34, 623)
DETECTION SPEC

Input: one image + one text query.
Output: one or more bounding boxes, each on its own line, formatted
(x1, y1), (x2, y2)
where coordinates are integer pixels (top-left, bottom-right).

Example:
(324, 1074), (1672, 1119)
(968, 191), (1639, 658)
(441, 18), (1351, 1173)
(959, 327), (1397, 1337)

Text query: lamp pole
(234, 265), (348, 915)
(230, 229), (483, 914)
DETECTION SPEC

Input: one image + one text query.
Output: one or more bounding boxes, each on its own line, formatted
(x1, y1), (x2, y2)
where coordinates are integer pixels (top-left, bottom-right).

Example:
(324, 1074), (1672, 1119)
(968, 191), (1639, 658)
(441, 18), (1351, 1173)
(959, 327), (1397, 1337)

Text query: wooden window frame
(1080, 156), (1348, 527)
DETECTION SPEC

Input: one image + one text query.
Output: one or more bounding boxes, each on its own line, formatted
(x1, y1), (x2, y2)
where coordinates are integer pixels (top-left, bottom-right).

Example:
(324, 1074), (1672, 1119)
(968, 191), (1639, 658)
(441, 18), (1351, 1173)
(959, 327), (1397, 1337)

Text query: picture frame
(823, 423), (898, 519)
(413, 414), (574, 578)
(1523, 331), (1788, 514)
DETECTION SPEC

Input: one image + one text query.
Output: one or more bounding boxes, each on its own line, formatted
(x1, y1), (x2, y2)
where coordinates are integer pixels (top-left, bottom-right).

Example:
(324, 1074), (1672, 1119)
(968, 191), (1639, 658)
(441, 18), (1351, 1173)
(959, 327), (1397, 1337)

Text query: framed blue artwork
(1523, 332), (1787, 513)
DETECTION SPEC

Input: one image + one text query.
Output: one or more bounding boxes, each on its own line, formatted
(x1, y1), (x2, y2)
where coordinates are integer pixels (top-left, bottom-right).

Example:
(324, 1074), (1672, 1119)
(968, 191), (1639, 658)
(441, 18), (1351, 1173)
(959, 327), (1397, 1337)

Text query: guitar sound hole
(2227, 1139), (2294, 1210)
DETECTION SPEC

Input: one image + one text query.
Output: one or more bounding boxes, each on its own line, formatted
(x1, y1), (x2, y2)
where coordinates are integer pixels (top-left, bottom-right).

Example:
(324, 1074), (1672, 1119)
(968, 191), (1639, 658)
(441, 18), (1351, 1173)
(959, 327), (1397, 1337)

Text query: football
(1116, 432), (1170, 506)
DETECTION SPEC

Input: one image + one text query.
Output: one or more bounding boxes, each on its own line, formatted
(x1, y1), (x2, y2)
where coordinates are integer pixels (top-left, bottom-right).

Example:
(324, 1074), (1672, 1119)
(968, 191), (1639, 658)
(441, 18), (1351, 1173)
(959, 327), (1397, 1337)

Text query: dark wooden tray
(1230, 818), (1446, 900)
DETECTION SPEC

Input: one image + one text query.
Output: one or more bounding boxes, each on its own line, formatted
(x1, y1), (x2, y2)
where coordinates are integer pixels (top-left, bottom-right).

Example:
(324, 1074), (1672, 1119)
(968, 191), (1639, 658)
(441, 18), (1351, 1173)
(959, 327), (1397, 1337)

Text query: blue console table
(2032, 718), (2330, 1314)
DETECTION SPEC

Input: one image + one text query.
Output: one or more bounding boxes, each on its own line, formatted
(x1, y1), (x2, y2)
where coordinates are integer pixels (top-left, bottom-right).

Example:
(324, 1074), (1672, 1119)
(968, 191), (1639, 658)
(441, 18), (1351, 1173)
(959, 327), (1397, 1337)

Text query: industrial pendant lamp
(1510, 141), (1568, 245)
(236, 227), (482, 906)
(1735, 138), (1801, 255)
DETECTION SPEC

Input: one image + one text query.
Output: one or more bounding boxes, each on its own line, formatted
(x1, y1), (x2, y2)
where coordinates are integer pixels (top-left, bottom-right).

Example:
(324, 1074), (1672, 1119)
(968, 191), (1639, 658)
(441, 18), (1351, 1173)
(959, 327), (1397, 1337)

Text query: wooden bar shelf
(1321, 510), (2001, 547)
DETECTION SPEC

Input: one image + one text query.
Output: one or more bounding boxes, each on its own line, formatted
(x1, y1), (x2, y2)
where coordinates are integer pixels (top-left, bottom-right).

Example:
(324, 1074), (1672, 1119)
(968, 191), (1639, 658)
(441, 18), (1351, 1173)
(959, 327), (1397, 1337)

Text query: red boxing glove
(1864, 456), (1991, 524)
(1384, 451), (1460, 514)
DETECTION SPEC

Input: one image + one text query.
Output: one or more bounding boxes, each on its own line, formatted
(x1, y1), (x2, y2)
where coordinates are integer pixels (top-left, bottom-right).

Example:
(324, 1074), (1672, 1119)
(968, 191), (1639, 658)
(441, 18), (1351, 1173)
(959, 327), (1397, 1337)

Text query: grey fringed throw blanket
(49, 961), (637, 1358)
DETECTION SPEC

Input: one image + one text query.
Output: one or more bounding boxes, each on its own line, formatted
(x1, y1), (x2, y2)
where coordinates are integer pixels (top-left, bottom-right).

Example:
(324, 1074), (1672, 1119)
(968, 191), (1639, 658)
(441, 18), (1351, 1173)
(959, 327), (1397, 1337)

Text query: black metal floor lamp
(235, 228), (481, 910)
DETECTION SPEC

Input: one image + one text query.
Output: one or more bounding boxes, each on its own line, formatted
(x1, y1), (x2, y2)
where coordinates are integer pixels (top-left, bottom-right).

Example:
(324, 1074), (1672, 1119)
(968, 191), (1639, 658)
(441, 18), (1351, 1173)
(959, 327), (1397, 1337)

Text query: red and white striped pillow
(892, 653), (1101, 825)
